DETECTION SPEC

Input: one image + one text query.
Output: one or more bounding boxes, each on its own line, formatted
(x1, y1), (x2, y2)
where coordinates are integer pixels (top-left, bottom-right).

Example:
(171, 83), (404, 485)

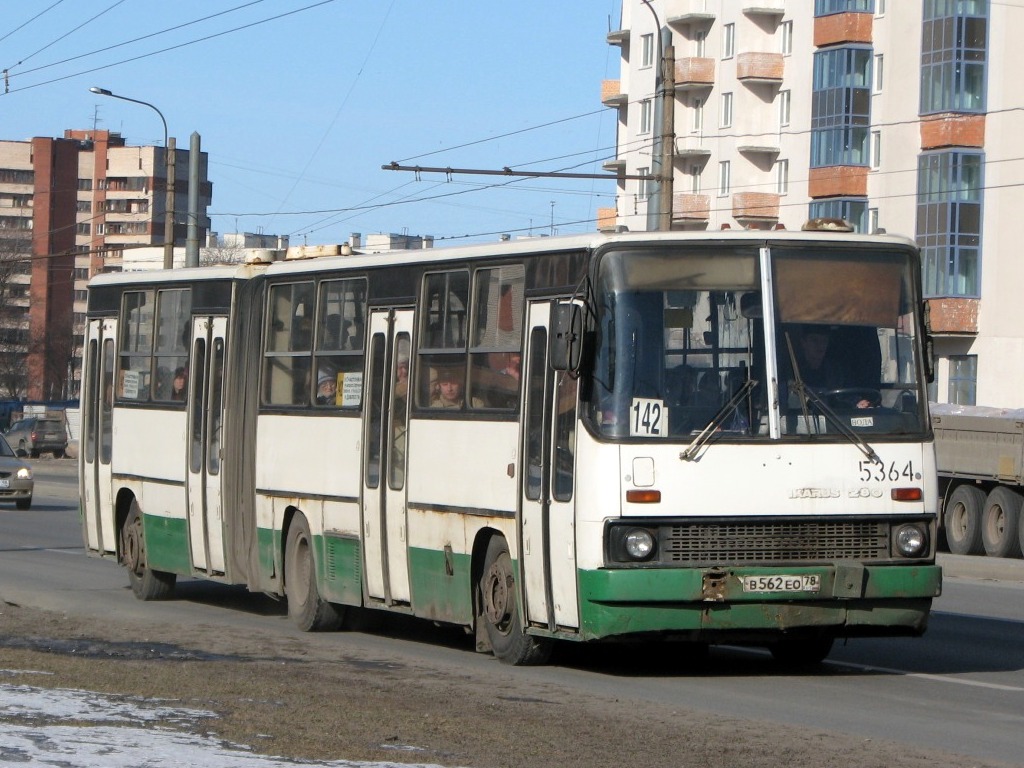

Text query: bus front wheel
(284, 513), (344, 632)
(479, 536), (551, 666)
(122, 500), (175, 600)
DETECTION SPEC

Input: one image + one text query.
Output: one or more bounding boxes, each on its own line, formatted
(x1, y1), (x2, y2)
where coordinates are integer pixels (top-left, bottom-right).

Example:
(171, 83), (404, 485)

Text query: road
(3, 459), (1024, 766)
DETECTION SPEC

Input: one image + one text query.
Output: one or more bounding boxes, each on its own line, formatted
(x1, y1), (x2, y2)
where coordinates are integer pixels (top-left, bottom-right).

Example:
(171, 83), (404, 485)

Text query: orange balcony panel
(808, 166), (868, 198)
(597, 206), (618, 232)
(736, 52), (784, 84)
(673, 193), (710, 221)
(675, 57), (715, 89)
(733, 192), (780, 221)
(601, 79), (626, 107)
(927, 297), (978, 334)
(814, 12), (873, 46)
(920, 114), (985, 150)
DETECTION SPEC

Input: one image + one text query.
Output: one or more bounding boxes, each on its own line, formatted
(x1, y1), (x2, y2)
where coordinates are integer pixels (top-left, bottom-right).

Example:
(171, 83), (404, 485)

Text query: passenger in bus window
(171, 367), (187, 401)
(316, 370), (338, 405)
(499, 352), (521, 381)
(787, 326), (874, 409)
(431, 366), (465, 408)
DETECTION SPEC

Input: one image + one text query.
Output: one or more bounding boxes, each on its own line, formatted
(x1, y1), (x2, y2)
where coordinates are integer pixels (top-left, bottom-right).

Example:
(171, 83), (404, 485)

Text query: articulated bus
(80, 229), (941, 665)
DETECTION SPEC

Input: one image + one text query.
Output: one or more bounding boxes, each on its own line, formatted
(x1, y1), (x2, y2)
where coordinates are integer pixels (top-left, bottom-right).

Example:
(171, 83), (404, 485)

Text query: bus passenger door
(362, 309), (413, 606)
(81, 319), (117, 554)
(520, 302), (580, 632)
(186, 316), (228, 575)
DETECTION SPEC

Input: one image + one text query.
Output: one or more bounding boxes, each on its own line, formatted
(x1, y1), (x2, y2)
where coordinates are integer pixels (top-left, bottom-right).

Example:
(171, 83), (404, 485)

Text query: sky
(1, 675), (460, 766)
(1, 0), (625, 248)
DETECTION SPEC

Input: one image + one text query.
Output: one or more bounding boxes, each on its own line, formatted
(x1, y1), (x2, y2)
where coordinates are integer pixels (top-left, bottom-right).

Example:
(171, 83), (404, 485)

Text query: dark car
(4, 415), (68, 458)
(0, 433), (33, 509)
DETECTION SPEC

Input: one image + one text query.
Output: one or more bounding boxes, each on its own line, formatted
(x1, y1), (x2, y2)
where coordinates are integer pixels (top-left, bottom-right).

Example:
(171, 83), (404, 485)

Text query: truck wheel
(982, 487), (1023, 558)
(945, 485), (985, 555)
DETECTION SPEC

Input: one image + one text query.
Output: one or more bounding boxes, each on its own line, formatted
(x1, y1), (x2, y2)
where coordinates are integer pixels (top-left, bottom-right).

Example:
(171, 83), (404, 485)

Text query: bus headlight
(624, 528), (656, 561)
(894, 524), (927, 557)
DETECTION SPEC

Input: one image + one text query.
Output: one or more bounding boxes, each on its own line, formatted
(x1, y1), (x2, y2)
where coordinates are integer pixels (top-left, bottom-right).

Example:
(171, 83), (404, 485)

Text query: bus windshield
(586, 243), (928, 441)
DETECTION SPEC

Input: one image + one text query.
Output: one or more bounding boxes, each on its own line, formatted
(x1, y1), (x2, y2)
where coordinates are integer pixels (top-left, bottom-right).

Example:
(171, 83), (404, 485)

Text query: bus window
(314, 278), (367, 408)
(153, 289), (191, 403)
(119, 290), (154, 401)
(263, 282), (315, 406)
(469, 266), (524, 410)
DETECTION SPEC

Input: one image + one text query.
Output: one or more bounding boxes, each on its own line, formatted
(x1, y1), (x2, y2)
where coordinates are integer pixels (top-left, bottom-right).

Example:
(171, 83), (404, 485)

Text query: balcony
(673, 193), (710, 222)
(596, 207), (619, 232)
(675, 136), (712, 159)
(736, 52), (784, 85)
(674, 58), (715, 91)
(666, 0), (716, 27)
(606, 27), (629, 46)
(743, 2), (785, 17)
(601, 79), (627, 108)
(738, 144), (780, 157)
(926, 298), (979, 335)
(732, 192), (780, 223)
(602, 157), (627, 174)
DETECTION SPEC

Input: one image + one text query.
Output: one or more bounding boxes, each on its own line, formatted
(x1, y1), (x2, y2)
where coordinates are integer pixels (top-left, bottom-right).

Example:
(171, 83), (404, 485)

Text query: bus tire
(285, 514), (344, 632)
(769, 635), (834, 667)
(944, 485), (985, 556)
(479, 536), (552, 666)
(982, 487), (1023, 559)
(122, 500), (175, 600)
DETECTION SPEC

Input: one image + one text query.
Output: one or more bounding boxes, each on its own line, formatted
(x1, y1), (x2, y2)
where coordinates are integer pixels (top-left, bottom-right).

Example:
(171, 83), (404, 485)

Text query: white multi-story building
(601, 0), (1021, 408)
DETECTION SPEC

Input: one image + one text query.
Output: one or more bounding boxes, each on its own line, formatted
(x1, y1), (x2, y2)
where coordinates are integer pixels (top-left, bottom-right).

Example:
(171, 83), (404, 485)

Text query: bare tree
(200, 236), (247, 266)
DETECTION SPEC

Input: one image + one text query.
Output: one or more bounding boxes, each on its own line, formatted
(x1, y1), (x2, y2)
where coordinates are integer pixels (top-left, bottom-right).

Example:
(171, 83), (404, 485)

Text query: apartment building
(0, 129), (211, 399)
(601, 0), (1021, 409)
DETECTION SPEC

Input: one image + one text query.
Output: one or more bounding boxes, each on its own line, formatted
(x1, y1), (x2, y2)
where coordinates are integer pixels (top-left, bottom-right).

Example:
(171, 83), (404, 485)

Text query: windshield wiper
(783, 333), (880, 464)
(680, 379), (757, 461)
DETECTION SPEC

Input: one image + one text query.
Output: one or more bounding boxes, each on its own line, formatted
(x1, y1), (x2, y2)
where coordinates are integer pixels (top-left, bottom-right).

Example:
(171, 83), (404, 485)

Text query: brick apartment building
(0, 130), (211, 399)
(601, 0), (1023, 409)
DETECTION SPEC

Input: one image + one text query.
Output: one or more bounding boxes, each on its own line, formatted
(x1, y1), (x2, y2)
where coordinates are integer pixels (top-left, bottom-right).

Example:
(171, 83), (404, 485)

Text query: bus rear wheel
(122, 500), (175, 600)
(479, 536), (551, 666)
(284, 513), (344, 632)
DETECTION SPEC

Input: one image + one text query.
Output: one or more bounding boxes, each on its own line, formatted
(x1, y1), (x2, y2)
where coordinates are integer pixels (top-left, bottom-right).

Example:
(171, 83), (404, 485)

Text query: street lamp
(89, 87), (175, 269)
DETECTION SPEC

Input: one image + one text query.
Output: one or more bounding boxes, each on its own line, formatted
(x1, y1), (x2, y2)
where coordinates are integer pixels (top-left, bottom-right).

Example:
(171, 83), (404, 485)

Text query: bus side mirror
(924, 335), (935, 384)
(550, 303), (583, 372)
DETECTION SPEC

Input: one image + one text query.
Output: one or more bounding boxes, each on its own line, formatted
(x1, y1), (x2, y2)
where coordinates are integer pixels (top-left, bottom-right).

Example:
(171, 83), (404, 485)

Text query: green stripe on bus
(408, 546), (474, 625)
(576, 565), (940, 639)
(142, 513), (191, 574)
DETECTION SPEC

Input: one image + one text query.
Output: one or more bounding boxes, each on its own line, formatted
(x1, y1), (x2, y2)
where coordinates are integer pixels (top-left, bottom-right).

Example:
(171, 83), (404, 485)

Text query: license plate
(0, 479), (9, 488)
(741, 574), (821, 593)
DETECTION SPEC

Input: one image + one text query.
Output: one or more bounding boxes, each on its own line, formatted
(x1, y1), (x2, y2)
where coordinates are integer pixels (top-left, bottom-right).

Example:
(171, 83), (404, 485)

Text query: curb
(938, 552), (1024, 583)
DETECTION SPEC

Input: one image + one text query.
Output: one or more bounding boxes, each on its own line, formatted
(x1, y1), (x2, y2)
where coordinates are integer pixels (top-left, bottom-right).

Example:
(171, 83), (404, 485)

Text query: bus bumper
(576, 563), (941, 642)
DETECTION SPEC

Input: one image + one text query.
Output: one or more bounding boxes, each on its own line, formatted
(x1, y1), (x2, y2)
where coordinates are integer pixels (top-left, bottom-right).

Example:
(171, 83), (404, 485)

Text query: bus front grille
(662, 520), (890, 564)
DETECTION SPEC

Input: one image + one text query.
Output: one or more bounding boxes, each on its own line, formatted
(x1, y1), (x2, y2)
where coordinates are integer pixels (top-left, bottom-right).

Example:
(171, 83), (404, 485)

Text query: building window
(873, 53), (884, 92)
(723, 23), (735, 59)
(689, 164), (702, 194)
(781, 20), (793, 55)
(775, 159), (789, 195)
(77, 178), (92, 191)
(871, 130), (881, 169)
(869, 207), (880, 233)
(809, 198), (868, 232)
(948, 355), (977, 405)
(76, 222), (91, 235)
(920, 0), (987, 114)
(720, 92), (733, 129)
(639, 99), (653, 134)
(917, 150), (983, 298)
(810, 46), (871, 167)
(779, 89), (791, 127)
(695, 29), (706, 57)
(815, 0), (874, 15)
(691, 97), (704, 133)
(718, 161), (731, 197)
(641, 33), (655, 68)
(638, 167), (651, 200)
(876, 0), (886, 16)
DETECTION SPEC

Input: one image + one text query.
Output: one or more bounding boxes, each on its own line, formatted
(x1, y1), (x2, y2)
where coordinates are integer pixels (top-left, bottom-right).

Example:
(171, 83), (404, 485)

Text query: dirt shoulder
(0, 600), (1012, 768)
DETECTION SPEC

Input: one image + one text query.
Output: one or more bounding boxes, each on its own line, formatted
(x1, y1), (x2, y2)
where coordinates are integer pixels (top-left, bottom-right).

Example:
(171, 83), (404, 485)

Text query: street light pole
(89, 87), (175, 269)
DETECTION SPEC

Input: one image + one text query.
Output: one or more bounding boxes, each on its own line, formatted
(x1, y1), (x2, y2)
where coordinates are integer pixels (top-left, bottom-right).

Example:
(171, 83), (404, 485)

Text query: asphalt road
(3, 458), (1024, 766)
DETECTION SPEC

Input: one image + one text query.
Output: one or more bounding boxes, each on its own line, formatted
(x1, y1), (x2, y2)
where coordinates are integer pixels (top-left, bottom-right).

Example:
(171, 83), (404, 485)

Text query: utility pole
(643, 1), (675, 232)
(186, 132), (201, 268)
(164, 138), (175, 269)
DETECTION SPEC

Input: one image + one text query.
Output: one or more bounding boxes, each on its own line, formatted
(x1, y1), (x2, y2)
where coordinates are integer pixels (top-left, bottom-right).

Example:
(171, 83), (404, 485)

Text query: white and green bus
(80, 228), (941, 665)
